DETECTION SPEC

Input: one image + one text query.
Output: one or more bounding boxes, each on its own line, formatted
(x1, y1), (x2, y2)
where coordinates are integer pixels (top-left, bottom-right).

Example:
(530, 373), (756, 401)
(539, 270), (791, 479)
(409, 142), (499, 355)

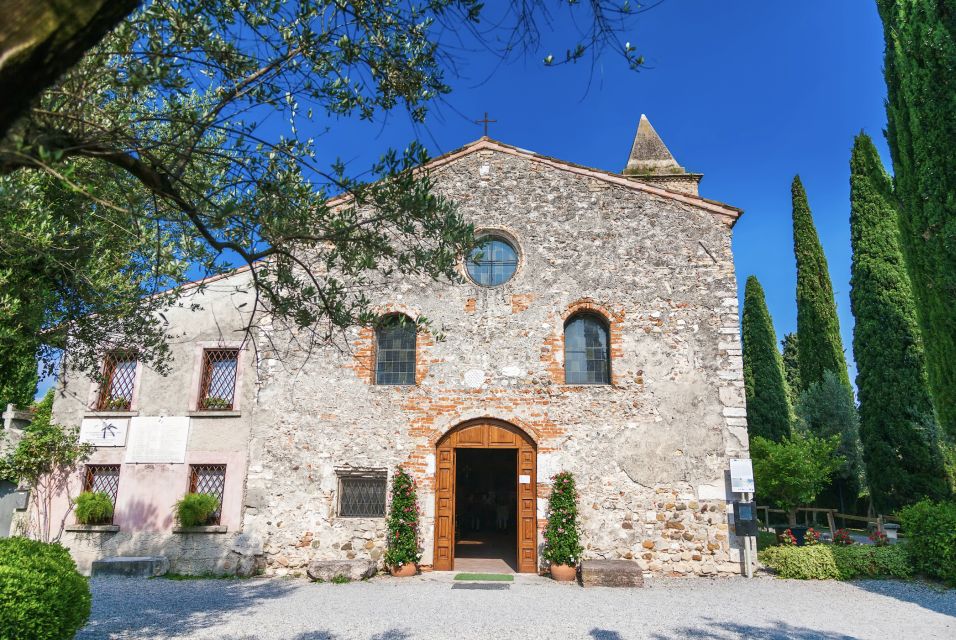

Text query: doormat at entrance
(451, 583), (510, 590)
(453, 573), (514, 582)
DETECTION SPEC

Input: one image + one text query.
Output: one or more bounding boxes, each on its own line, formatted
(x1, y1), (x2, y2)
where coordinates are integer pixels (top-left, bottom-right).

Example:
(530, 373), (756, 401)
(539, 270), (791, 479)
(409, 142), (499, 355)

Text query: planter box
(173, 525), (228, 534)
(65, 524), (120, 533)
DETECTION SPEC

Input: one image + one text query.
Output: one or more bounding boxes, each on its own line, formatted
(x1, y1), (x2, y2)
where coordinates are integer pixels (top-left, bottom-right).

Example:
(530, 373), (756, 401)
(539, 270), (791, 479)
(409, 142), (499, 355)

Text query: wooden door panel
(433, 422), (537, 573)
(433, 445), (455, 571)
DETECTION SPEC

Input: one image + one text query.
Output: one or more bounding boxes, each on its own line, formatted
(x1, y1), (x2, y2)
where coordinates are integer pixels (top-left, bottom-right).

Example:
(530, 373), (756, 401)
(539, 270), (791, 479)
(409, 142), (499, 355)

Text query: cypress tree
(792, 176), (852, 392)
(742, 276), (792, 441)
(780, 333), (801, 409)
(878, 0), (956, 439)
(849, 132), (949, 511)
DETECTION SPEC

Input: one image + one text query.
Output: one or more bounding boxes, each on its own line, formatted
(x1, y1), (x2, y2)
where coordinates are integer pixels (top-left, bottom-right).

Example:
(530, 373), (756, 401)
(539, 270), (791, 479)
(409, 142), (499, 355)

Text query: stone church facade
(47, 117), (749, 577)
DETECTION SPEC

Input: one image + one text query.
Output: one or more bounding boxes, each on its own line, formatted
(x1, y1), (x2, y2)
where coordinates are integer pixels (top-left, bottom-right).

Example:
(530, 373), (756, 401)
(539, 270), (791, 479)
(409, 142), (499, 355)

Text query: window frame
(464, 234), (520, 287)
(92, 351), (139, 412)
(189, 342), (245, 412)
(197, 348), (240, 411)
(83, 464), (121, 524)
(563, 312), (612, 385)
(373, 316), (417, 386)
(187, 464), (227, 526)
(336, 469), (388, 518)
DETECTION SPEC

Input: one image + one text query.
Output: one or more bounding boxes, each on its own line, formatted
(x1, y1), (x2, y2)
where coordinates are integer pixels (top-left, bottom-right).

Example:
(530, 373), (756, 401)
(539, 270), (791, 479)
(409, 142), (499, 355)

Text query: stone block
(580, 560), (644, 588)
(306, 559), (377, 582)
(91, 556), (169, 578)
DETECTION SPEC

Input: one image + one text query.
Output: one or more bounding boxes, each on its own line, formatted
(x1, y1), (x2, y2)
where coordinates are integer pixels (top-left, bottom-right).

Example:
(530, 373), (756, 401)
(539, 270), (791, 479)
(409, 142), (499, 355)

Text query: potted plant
(104, 397), (129, 411)
(203, 396), (232, 410)
(74, 491), (114, 525)
(751, 432), (843, 545)
(175, 493), (220, 527)
(543, 471), (582, 581)
(384, 467), (420, 577)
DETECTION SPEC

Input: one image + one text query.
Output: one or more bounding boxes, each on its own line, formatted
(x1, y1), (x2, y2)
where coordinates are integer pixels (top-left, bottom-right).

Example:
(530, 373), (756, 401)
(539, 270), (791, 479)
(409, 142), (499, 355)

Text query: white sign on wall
(124, 416), (190, 463)
(730, 458), (755, 493)
(79, 417), (129, 447)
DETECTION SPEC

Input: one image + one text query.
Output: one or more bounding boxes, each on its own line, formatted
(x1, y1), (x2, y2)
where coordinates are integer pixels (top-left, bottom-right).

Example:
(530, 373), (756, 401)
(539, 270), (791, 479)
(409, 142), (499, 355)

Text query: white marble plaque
(124, 416), (190, 463)
(519, 474), (531, 484)
(79, 418), (129, 447)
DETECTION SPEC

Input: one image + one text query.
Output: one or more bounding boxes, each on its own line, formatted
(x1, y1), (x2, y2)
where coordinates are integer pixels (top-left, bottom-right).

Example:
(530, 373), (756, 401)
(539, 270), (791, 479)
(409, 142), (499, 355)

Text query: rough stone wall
(245, 147), (748, 576)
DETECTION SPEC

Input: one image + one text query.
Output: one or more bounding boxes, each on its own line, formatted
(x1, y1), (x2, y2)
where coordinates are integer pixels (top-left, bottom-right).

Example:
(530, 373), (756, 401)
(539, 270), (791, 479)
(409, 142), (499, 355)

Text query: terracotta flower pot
(550, 563), (577, 582)
(389, 563), (417, 577)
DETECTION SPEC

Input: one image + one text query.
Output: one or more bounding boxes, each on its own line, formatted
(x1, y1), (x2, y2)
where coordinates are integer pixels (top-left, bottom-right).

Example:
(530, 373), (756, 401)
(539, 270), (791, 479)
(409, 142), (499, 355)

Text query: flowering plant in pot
(384, 467), (420, 577)
(542, 471), (582, 581)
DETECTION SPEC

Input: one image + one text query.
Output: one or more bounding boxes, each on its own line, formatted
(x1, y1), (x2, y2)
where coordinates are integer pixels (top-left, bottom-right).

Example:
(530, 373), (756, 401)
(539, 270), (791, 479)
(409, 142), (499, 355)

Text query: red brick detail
(464, 298), (476, 313)
(510, 293), (535, 314)
(541, 298), (625, 386)
(346, 309), (435, 386)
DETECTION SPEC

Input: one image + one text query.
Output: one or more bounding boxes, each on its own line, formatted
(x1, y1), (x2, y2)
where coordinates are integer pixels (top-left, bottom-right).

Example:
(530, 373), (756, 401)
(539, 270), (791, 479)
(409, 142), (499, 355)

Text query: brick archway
(433, 419), (537, 573)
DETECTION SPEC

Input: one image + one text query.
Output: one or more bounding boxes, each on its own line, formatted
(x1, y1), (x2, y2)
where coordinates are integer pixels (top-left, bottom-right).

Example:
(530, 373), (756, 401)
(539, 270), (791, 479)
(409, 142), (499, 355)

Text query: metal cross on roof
(475, 112), (496, 136)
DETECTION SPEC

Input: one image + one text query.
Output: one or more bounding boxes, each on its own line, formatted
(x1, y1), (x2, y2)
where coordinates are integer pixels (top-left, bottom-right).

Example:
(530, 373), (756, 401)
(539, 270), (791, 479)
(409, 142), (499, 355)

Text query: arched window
(564, 313), (610, 385)
(375, 316), (416, 385)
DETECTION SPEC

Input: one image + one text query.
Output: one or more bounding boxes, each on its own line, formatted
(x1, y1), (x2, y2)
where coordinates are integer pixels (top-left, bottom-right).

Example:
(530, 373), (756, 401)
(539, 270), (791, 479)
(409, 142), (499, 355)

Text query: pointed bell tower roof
(622, 114), (702, 196)
(624, 114), (685, 175)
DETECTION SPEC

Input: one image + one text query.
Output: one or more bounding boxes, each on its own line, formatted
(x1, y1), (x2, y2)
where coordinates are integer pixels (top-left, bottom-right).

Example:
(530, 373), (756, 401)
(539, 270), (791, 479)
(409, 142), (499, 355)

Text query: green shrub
(899, 499), (956, 584)
(175, 493), (220, 528)
(759, 544), (840, 579)
(74, 491), (114, 525)
(759, 543), (914, 580)
(0, 537), (91, 640)
(831, 544), (913, 580)
(383, 467), (421, 569)
(542, 471), (583, 567)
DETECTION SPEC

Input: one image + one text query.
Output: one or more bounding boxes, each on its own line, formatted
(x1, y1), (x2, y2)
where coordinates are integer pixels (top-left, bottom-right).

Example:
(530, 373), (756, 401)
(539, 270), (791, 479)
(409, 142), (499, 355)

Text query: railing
(757, 506), (899, 538)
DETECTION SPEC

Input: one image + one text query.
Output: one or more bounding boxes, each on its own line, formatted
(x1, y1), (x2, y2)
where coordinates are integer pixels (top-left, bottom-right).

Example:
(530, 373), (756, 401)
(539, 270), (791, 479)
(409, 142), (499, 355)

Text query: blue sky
(315, 1), (887, 386)
(38, 1), (886, 396)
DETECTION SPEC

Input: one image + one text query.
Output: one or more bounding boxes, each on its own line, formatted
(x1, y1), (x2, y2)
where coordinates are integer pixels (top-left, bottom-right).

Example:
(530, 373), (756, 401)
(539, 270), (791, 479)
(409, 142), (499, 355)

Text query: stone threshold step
(580, 560), (644, 588)
(91, 556), (169, 578)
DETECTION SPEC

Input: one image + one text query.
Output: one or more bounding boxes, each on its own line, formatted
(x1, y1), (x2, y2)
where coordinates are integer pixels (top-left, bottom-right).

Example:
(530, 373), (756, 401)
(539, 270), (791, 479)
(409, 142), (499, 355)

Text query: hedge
(759, 543), (913, 580)
(899, 499), (956, 585)
(0, 537), (91, 640)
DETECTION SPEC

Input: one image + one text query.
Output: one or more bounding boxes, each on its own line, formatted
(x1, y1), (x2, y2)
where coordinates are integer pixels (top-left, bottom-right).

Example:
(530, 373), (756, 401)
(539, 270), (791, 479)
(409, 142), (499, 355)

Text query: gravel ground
(78, 572), (955, 640)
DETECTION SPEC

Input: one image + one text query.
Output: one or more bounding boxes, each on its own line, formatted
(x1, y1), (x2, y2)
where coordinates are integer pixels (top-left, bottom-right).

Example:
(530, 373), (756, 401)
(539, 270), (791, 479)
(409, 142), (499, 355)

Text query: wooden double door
(433, 420), (537, 573)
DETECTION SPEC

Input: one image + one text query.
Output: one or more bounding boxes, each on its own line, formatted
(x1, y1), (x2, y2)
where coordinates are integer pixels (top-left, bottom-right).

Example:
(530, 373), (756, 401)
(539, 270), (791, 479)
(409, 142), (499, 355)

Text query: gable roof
(424, 137), (743, 227)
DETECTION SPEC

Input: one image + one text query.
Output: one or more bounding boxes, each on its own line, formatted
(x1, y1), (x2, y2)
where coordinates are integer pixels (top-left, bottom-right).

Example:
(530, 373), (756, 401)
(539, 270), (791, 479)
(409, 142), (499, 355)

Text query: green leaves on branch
(0, 1), (645, 380)
(751, 432), (842, 520)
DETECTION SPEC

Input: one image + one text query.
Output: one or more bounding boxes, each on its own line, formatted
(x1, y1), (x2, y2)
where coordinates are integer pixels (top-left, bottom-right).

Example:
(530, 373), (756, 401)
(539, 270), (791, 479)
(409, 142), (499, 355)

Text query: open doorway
(454, 448), (518, 573)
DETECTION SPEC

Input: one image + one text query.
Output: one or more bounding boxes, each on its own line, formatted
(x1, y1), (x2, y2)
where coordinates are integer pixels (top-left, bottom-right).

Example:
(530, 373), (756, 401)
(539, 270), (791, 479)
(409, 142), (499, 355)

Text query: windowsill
(187, 410), (241, 418)
(173, 525), (228, 534)
(85, 411), (138, 418)
(65, 524), (120, 533)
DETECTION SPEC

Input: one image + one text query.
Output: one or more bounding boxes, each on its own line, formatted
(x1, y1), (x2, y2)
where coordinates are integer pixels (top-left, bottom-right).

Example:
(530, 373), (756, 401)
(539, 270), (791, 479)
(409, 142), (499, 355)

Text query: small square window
(95, 352), (137, 411)
(337, 472), (387, 517)
(198, 349), (239, 410)
(188, 464), (227, 525)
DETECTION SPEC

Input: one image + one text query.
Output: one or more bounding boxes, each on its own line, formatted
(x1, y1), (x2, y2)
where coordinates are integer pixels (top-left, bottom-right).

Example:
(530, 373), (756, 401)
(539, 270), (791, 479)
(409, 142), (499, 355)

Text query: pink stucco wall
(51, 450), (247, 533)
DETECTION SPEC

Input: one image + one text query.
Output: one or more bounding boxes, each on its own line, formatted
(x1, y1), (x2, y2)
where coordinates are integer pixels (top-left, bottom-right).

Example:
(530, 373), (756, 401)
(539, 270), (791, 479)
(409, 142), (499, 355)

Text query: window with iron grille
(337, 471), (387, 517)
(564, 313), (611, 385)
(95, 352), (137, 411)
(84, 465), (121, 515)
(374, 318), (416, 386)
(188, 464), (227, 525)
(198, 349), (239, 410)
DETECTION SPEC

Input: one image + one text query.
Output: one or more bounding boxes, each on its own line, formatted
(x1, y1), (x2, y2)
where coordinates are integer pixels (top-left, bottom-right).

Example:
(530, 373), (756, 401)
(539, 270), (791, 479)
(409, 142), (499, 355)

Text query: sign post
(729, 458), (756, 578)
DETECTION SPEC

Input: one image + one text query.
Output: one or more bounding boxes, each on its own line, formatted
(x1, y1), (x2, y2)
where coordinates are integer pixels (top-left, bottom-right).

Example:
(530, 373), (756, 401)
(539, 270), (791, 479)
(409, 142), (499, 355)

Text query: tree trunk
(788, 509), (797, 527)
(0, 0), (140, 140)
